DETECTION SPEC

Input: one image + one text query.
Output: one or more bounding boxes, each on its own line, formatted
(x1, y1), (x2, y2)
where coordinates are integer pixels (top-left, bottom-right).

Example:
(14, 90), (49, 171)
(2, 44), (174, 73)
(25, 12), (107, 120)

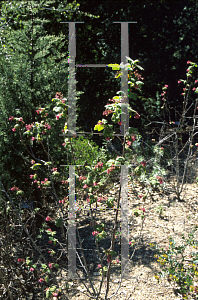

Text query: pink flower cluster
(94, 162), (103, 170)
(46, 216), (52, 222)
(36, 108), (44, 114)
(53, 292), (58, 297)
(133, 70), (144, 81)
(156, 176), (163, 184)
(92, 231), (99, 236)
(103, 109), (113, 116)
(78, 176), (86, 181)
(61, 180), (69, 184)
(44, 122), (51, 129)
(55, 92), (63, 99)
(25, 124), (33, 131)
(106, 255), (111, 263)
(56, 113), (62, 120)
(139, 207), (146, 213)
(107, 164), (115, 174)
(10, 186), (19, 191)
(131, 136), (136, 142)
(140, 161), (147, 167)
(9, 116), (14, 121)
(134, 113), (140, 119)
(59, 197), (67, 204)
(41, 178), (48, 185)
(97, 196), (108, 202)
(17, 258), (25, 263)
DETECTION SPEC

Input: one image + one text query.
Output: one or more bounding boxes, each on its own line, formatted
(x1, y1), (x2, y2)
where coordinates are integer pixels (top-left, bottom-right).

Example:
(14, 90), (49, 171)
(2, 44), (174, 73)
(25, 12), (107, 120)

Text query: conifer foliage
(0, 0), (82, 192)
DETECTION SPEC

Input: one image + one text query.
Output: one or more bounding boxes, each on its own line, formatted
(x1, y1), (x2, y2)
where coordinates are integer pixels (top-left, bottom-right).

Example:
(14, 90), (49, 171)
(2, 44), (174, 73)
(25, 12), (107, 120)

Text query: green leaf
(89, 194), (96, 204)
(128, 127), (138, 135)
(26, 258), (31, 265)
(111, 113), (120, 123)
(107, 63), (120, 70)
(107, 197), (114, 208)
(87, 173), (93, 185)
(115, 72), (121, 78)
(94, 123), (105, 132)
(16, 189), (24, 195)
(106, 159), (116, 167)
(112, 96), (120, 100)
(30, 163), (41, 170)
(129, 92), (137, 100)
(55, 217), (62, 227)
(53, 106), (63, 113)
(46, 289), (50, 298)
(136, 80), (144, 86)
(133, 209), (141, 217)
(136, 64), (144, 70)
(126, 56), (133, 63)
(110, 250), (116, 256)
(45, 161), (52, 166)
(42, 264), (48, 270)
(103, 125), (113, 138)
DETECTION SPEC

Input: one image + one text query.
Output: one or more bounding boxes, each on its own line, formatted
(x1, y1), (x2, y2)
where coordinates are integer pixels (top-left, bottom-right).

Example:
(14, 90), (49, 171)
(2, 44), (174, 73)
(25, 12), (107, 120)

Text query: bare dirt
(58, 174), (198, 300)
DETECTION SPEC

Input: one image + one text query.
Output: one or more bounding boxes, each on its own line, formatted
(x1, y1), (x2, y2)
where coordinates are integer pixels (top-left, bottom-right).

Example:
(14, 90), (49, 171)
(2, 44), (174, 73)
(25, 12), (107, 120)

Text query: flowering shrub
(151, 225), (198, 299)
(3, 57), (198, 299)
(2, 57), (150, 298)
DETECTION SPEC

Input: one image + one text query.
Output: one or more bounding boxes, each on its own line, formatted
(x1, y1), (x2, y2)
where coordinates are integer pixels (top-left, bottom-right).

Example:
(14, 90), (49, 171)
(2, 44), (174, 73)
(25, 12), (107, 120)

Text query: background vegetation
(0, 0), (198, 197)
